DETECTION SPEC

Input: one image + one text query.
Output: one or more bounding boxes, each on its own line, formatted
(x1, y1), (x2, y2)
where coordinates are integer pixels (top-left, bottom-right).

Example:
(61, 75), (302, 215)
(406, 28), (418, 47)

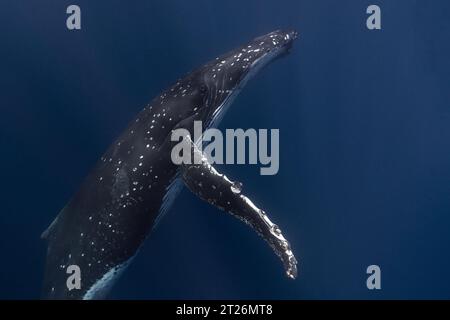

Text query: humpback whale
(41, 30), (299, 299)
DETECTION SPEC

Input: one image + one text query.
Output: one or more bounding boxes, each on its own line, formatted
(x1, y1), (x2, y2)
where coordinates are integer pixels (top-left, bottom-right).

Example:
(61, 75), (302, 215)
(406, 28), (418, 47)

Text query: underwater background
(1, 0), (450, 299)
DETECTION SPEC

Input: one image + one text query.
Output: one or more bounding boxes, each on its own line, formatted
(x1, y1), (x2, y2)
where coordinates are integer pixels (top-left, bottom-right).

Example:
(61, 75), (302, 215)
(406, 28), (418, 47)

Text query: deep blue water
(1, 0), (450, 299)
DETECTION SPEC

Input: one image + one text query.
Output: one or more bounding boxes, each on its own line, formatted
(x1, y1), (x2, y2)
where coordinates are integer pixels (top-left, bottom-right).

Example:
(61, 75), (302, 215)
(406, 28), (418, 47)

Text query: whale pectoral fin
(179, 137), (298, 279)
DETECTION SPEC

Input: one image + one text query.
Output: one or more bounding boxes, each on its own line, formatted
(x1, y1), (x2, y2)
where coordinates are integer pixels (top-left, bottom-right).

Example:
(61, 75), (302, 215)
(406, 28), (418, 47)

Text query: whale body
(41, 30), (299, 299)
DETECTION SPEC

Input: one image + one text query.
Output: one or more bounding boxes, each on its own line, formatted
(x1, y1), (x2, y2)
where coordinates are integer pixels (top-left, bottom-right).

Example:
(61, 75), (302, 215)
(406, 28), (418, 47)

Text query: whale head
(142, 29), (297, 144)
(199, 29), (298, 127)
(165, 30), (298, 130)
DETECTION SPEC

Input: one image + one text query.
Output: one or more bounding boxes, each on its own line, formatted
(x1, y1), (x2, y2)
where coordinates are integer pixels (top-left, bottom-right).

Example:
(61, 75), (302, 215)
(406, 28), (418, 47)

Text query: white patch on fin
(41, 216), (59, 240)
(153, 176), (183, 230)
(82, 258), (133, 300)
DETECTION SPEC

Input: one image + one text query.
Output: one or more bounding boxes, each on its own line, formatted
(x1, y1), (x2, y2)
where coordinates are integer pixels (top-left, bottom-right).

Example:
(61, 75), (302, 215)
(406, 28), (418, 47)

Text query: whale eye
(200, 84), (208, 94)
